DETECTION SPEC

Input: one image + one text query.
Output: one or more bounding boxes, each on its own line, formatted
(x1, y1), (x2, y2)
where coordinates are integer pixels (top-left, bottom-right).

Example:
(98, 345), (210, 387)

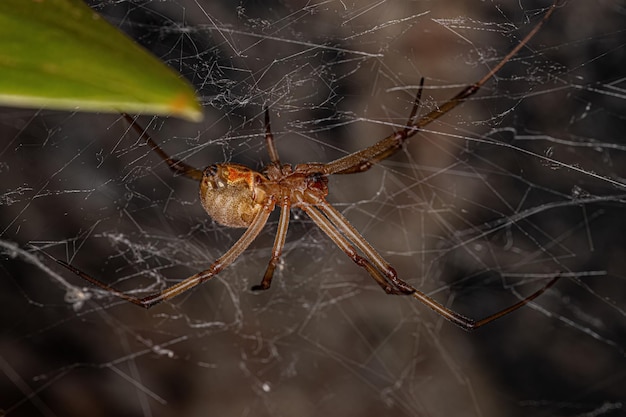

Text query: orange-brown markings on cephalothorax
(223, 164), (257, 185)
(262, 163), (330, 205)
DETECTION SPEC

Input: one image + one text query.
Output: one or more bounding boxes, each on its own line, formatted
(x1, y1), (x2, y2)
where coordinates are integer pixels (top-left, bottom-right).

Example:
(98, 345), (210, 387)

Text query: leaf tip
(169, 92), (204, 122)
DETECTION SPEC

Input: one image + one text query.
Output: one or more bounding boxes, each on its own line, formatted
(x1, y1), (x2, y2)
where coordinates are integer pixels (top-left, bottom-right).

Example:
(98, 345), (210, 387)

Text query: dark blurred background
(1, 1), (624, 416)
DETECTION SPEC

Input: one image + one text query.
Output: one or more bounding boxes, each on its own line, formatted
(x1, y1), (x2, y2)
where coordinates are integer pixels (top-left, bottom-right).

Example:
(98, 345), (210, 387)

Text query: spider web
(1, 1), (625, 416)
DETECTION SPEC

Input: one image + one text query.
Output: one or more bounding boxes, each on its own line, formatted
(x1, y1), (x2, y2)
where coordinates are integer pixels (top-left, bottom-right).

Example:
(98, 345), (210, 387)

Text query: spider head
(200, 163), (268, 228)
(306, 172), (328, 194)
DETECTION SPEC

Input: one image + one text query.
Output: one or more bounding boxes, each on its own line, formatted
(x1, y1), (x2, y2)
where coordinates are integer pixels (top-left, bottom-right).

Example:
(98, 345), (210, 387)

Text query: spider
(56, 0), (562, 330)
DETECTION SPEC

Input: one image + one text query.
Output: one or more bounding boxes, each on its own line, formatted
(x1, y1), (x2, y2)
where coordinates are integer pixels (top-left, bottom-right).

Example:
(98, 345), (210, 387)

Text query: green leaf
(0, 0), (202, 121)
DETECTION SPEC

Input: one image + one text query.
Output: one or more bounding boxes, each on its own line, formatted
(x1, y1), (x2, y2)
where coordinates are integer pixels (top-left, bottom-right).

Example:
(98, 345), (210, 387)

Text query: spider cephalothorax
(199, 161), (330, 229)
(55, 0), (563, 330)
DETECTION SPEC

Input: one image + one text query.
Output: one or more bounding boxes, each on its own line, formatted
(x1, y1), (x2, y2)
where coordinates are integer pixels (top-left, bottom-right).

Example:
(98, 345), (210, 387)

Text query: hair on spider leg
(52, 0), (564, 329)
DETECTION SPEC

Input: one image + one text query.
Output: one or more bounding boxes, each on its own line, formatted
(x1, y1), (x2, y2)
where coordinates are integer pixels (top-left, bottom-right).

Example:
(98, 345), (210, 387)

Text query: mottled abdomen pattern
(199, 164), (267, 228)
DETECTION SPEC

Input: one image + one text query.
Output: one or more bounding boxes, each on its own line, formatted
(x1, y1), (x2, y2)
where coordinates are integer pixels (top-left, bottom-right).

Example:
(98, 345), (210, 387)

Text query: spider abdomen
(200, 163), (268, 228)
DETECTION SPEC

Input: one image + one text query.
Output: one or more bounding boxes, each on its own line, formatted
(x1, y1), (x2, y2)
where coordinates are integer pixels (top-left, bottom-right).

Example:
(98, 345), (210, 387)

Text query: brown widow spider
(56, 0), (562, 330)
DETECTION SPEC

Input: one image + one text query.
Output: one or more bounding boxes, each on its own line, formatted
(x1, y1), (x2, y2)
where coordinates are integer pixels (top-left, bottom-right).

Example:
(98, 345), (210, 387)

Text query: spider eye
(306, 172), (329, 192)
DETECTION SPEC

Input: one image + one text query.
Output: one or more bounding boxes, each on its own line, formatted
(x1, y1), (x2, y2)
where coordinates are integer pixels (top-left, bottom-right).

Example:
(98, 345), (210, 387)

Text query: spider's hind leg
(123, 114), (203, 181)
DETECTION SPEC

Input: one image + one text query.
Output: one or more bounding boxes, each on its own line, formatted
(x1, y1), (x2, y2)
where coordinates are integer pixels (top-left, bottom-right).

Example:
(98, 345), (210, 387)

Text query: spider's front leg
(317, 202), (415, 295)
(317, 78), (425, 176)
(317, 0), (563, 177)
(298, 191), (561, 330)
(299, 192), (415, 296)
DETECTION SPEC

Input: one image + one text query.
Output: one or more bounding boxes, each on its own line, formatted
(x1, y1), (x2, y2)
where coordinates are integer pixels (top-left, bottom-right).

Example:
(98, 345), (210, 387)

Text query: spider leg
(319, 0), (562, 176)
(252, 196), (291, 291)
(324, 78), (425, 175)
(402, 77), (425, 135)
(123, 114), (203, 181)
(301, 193), (561, 330)
(400, 274), (561, 331)
(301, 203), (403, 294)
(311, 196), (414, 294)
(56, 197), (276, 308)
(435, 274), (561, 330)
(264, 107), (281, 164)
